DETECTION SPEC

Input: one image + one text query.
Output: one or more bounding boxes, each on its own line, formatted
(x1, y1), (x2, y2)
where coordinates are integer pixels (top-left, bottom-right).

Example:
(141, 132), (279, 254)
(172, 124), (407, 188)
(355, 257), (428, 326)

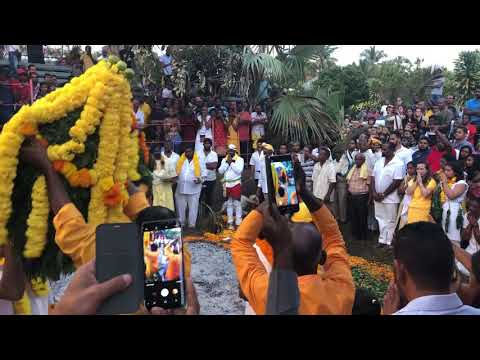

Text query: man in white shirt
(257, 143), (274, 202)
(371, 143), (403, 248)
(219, 144), (245, 230)
(249, 138), (264, 186)
(383, 222), (480, 315)
(133, 99), (145, 129)
(161, 141), (180, 169)
(312, 147), (336, 215)
(159, 47), (173, 76)
(251, 105), (268, 149)
(198, 138), (218, 208)
(389, 130), (412, 175)
(175, 147), (204, 229)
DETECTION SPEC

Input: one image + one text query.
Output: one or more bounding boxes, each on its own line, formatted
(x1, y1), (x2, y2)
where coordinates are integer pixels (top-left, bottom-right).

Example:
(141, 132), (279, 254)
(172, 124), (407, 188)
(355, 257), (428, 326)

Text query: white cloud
(334, 45), (480, 70)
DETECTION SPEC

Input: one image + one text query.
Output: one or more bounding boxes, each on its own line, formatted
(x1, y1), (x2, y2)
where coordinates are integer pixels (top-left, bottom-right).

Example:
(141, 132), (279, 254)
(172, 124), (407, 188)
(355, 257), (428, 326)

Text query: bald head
(289, 223), (323, 275)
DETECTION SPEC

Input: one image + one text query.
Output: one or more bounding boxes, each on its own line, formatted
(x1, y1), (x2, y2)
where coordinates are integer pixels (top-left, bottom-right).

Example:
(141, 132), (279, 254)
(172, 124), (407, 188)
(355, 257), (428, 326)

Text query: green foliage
(454, 50), (480, 104)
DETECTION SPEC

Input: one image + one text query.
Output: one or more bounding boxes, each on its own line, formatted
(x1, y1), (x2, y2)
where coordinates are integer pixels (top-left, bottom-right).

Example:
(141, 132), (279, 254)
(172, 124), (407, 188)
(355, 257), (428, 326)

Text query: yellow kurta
(141, 103), (152, 123)
(227, 116), (240, 151)
(152, 160), (176, 211)
(407, 178), (437, 224)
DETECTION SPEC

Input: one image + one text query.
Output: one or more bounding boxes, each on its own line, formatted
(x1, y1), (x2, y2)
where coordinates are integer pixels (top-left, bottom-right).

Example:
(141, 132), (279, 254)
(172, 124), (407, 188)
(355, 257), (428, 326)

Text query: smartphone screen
(266, 154), (300, 214)
(142, 221), (185, 310)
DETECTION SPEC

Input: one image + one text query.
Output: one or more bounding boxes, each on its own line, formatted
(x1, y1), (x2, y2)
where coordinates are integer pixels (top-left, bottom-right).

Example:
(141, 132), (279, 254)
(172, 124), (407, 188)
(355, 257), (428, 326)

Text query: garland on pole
(0, 57), (147, 280)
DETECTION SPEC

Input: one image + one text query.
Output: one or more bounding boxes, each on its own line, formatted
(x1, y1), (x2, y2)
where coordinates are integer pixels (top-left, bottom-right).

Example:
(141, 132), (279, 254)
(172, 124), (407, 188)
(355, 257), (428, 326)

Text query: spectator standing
(212, 109), (228, 157)
(164, 107), (182, 154)
(226, 104), (240, 152)
(0, 66), (14, 129)
(152, 152), (177, 211)
(159, 47), (173, 77)
(251, 105), (268, 150)
(462, 114), (477, 146)
(440, 162), (468, 245)
(312, 147), (336, 215)
(459, 197), (480, 276)
(278, 144), (289, 155)
(250, 138), (264, 186)
(175, 147), (203, 229)
(197, 138), (218, 209)
(436, 98), (455, 133)
(335, 140), (358, 223)
(412, 136), (431, 166)
(389, 130), (413, 174)
(194, 106), (213, 153)
(178, 104), (197, 152)
(383, 222), (480, 315)
(300, 145), (315, 192)
(464, 88), (480, 126)
(452, 126), (474, 152)
(133, 99), (145, 128)
(257, 143), (274, 202)
(219, 144), (245, 230)
(396, 162), (417, 230)
(237, 102), (252, 161)
(11, 68), (32, 106)
(405, 162), (436, 224)
(446, 95), (458, 118)
(80, 46), (96, 72)
(371, 144), (403, 248)
(346, 153), (370, 241)
(5, 45), (20, 76)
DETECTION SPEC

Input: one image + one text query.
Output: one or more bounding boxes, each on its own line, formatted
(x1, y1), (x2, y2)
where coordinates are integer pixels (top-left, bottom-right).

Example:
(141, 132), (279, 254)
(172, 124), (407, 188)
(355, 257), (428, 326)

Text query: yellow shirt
(409, 178), (437, 210)
(141, 103), (152, 123)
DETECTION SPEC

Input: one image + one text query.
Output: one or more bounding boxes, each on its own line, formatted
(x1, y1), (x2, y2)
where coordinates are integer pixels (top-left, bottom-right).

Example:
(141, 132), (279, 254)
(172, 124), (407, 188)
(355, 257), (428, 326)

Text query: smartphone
(142, 219), (186, 310)
(265, 154), (300, 214)
(95, 223), (144, 315)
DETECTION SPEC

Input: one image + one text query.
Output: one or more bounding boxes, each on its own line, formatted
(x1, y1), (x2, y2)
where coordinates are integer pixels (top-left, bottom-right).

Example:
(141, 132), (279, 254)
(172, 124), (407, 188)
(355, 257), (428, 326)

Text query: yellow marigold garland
(24, 176), (49, 258)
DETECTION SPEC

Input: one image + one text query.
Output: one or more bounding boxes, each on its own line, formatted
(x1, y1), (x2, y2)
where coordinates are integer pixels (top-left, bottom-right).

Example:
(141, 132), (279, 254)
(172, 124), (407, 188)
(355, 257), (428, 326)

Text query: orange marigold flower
(19, 122), (37, 136)
(76, 168), (92, 188)
(104, 183), (123, 207)
(52, 160), (65, 172)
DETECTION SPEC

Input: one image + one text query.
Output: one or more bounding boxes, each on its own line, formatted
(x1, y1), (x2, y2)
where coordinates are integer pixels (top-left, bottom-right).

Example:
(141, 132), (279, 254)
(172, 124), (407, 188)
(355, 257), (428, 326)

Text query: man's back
(394, 293), (480, 315)
(231, 205), (354, 315)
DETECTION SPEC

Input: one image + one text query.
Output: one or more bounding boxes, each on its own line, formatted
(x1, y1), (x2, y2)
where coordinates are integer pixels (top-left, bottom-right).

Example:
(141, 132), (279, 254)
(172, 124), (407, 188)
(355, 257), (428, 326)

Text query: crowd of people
(2, 44), (480, 315)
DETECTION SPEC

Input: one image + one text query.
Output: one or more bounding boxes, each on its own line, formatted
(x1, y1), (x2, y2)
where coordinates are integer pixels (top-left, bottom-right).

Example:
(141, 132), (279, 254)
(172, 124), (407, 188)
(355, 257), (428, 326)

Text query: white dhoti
(374, 202), (399, 246)
(227, 198), (242, 226)
(175, 192), (201, 227)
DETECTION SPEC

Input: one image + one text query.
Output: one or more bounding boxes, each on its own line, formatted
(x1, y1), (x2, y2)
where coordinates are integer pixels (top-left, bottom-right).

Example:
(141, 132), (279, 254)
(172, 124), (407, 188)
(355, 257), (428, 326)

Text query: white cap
(228, 144), (237, 151)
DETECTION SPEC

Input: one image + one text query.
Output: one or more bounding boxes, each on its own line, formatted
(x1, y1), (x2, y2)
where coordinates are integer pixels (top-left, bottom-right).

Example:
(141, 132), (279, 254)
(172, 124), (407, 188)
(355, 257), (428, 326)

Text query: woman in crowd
(405, 162), (437, 224)
(152, 151), (177, 211)
(465, 154), (480, 183)
(441, 161), (469, 245)
(458, 145), (473, 162)
(397, 162), (417, 229)
(458, 198), (480, 277)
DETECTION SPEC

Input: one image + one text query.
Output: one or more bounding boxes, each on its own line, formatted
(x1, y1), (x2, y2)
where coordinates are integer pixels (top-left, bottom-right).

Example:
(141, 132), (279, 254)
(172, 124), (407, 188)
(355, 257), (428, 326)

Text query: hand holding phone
(143, 220), (186, 310)
(265, 154), (300, 214)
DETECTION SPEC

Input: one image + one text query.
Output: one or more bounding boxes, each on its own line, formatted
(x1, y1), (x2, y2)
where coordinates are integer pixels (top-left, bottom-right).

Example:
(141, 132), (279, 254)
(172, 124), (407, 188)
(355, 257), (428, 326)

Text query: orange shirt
(232, 206), (354, 315)
(53, 191), (191, 277)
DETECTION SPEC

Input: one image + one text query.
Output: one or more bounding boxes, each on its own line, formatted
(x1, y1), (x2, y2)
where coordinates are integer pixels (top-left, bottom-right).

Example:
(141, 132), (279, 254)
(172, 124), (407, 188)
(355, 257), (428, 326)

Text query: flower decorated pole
(0, 57), (146, 281)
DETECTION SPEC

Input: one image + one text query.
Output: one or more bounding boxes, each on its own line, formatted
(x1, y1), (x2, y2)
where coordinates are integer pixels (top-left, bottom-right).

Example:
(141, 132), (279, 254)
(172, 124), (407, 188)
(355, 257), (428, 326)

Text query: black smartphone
(265, 154), (300, 214)
(142, 219), (186, 310)
(95, 223), (144, 315)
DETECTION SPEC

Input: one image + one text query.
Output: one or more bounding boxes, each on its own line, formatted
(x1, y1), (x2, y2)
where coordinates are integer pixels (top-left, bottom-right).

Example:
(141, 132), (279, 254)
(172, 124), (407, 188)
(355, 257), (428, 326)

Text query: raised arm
(0, 243), (26, 301)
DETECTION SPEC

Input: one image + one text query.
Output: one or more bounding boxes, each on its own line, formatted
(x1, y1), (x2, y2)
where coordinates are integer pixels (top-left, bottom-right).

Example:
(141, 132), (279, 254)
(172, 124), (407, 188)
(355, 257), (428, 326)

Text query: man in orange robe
(231, 161), (355, 315)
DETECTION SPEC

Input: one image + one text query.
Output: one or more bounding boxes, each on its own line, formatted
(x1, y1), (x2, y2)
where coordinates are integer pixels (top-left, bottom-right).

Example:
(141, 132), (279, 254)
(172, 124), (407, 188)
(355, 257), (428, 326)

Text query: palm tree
(360, 46), (387, 65)
(454, 50), (480, 104)
(241, 45), (341, 145)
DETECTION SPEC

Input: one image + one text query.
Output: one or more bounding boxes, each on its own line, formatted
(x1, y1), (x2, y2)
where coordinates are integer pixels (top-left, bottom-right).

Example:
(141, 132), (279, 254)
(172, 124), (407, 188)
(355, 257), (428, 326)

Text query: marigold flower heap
(0, 58), (141, 278)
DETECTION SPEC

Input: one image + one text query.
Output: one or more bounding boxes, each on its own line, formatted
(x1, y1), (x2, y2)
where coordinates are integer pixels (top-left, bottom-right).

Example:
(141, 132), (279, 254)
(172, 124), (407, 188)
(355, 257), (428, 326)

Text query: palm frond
(242, 49), (288, 83)
(270, 95), (340, 145)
